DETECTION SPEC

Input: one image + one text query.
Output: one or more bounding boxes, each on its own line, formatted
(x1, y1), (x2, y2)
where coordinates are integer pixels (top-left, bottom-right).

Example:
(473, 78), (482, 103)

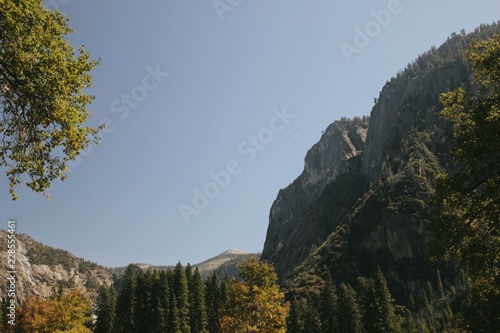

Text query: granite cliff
(0, 230), (113, 304)
(261, 23), (500, 300)
(262, 118), (368, 280)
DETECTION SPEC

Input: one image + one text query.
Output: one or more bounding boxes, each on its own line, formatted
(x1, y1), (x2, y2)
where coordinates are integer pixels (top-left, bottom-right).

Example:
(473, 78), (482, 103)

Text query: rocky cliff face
(262, 119), (368, 279)
(0, 230), (113, 303)
(261, 23), (500, 297)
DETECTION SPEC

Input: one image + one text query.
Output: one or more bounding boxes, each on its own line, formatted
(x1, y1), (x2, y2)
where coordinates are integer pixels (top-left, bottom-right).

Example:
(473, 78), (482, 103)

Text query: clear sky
(2, 0), (499, 267)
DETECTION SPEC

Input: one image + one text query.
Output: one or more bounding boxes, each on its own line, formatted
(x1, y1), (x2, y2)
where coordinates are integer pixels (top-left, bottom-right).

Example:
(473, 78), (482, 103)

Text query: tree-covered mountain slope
(261, 22), (500, 302)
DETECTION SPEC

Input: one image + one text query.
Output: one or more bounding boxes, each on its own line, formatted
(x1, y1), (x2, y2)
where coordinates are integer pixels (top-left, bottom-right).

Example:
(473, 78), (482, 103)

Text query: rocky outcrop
(0, 230), (113, 304)
(195, 249), (254, 281)
(261, 119), (368, 279)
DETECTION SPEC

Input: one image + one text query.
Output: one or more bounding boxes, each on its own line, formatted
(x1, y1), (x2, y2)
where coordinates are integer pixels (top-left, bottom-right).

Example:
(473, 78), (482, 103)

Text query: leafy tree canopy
(0, 0), (100, 200)
(13, 289), (93, 333)
(220, 258), (289, 333)
(433, 32), (500, 331)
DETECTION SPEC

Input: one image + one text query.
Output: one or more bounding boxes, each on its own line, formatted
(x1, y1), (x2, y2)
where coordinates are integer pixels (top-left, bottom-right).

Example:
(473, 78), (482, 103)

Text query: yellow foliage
(220, 258), (289, 333)
(15, 289), (93, 333)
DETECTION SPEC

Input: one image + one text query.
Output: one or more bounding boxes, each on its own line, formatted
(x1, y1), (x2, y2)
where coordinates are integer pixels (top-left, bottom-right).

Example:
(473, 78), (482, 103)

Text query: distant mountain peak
(221, 249), (248, 256)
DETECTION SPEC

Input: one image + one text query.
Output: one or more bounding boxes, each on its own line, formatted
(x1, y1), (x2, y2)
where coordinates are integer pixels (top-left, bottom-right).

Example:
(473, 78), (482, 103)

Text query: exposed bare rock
(261, 118), (369, 279)
(0, 230), (113, 304)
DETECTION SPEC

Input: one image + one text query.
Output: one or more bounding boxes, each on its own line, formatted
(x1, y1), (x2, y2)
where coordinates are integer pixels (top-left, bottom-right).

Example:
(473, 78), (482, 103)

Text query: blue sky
(2, 0), (499, 267)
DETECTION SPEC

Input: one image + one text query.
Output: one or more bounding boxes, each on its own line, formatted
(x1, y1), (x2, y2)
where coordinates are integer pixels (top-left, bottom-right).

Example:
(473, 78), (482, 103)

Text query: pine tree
(173, 262), (191, 333)
(189, 268), (208, 333)
(424, 281), (435, 301)
(168, 289), (182, 333)
(373, 267), (400, 332)
(287, 297), (306, 333)
(284, 296), (322, 333)
(337, 283), (363, 333)
(94, 285), (116, 333)
(357, 276), (378, 333)
(205, 272), (221, 333)
(408, 294), (417, 314)
(220, 278), (229, 305)
(185, 264), (193, 287)
(115, 265), (138, 333)
(303, 296), (322, 333)
(159, 270), (171, 309)
(149, 270), (169, 333)
(135, 270), (154, 332)
(319, 272), (339, 333)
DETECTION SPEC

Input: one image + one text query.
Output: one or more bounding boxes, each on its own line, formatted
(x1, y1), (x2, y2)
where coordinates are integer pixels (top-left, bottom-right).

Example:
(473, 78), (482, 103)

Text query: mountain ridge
(261, 22), (500, 301)
(0, 230), (254, 303)
(109, 248), (254, 281)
